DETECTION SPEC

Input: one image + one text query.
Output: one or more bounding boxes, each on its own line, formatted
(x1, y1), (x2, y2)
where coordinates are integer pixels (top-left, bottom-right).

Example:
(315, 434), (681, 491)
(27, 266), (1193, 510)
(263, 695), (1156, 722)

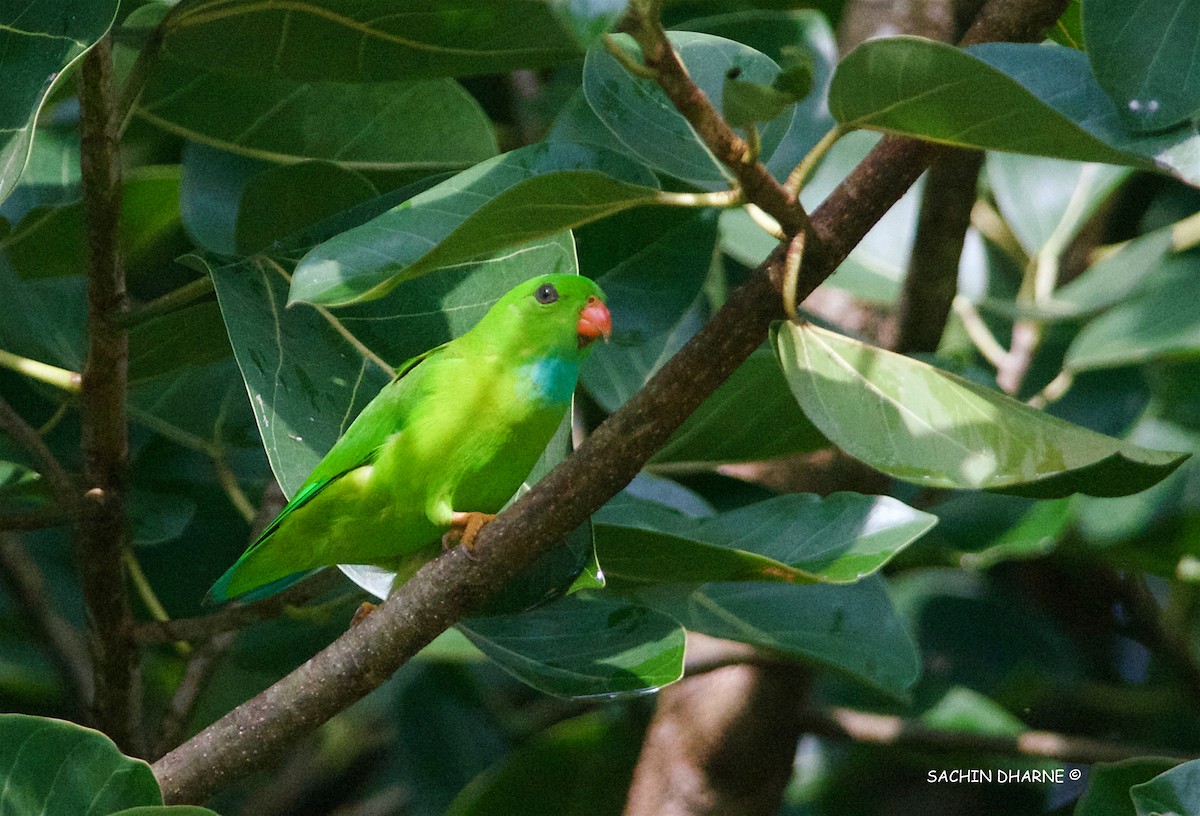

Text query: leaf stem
(117, 277), (215, 328)
(784, 125), (843, 196)
(656, 189), (743, 208)
(0, 349), (81, 393)
(951, 295), (1009, 369)
(124, 549), (191, 657)
(602, 33), (659, 80)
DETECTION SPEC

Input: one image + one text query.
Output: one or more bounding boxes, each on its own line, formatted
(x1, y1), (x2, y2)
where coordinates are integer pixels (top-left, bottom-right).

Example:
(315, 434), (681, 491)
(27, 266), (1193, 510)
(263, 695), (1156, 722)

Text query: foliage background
(3, 0), (1200, 814)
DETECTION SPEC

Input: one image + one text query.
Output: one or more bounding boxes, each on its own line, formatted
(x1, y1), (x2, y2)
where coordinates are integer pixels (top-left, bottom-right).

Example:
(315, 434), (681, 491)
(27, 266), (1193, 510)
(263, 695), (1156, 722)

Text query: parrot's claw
(350, 601), (378, 627)
(442, 511), (497, 553)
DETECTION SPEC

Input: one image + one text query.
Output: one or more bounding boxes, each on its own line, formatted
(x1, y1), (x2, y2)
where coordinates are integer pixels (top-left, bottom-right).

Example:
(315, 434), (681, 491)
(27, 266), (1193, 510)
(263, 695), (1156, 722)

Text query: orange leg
(441, 511), (497, 552)
(350, 601), (377, 627)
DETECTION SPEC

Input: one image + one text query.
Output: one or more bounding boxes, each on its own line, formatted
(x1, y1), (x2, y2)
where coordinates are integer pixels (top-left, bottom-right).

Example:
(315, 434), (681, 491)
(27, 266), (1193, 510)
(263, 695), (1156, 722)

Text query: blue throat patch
(519, 356), (578, 405)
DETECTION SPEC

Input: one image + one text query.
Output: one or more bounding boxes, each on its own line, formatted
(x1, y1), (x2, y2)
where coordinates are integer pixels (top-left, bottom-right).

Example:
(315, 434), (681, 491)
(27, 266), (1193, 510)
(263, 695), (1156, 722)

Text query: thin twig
(135, 569), (345, 644)
(0, 506), (69, 532)
(803, 706), (1193, 765)
(154, 631), (237, 758)
(0, 349), (81, 392)
(0, 395), (78, 508)
(0, 533), (94, 712)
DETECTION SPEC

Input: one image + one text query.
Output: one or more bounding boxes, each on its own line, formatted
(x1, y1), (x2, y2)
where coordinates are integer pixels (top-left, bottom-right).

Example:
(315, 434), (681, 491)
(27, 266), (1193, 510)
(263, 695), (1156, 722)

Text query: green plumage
(208, 274), (608, 603)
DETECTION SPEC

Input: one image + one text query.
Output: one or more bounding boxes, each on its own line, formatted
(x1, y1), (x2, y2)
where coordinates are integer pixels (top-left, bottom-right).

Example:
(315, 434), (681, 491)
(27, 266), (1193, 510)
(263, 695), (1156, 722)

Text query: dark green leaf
(446, 711), (640, 816)
(234, 162), (378, 255)
(110, 808), (221, 816)
(0, 713), (161, 814)
(461, 594), (685, 697)
(830, 37), (1200, 184)
(291, 142), (656, 306)
(138, 58), (497, 169)
(581, 211), (716, 412)
(584, 32), (793, 188)
(1129, 759), (1200, 816)
(1048, 227), (1176, 319)
(1083, 0), (1200, 132)
(129, 301), (231, 382)
(1076, 758), (1181, 816)
(774, 321), (1189, 497)
(652, 348), (828, 467)
(4, 167), (184, 280)
(636, 578), (920, 696)
(160, 0), (581, 81)
(0, 0), (118, 206)
(1066, 252), (1200, 371)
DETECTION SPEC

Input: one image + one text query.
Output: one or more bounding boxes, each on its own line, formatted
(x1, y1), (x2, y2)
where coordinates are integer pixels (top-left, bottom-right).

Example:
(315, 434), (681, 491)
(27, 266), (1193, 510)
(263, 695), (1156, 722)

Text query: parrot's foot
(442, 511), (497, 553)
(350, 601), (378, 627)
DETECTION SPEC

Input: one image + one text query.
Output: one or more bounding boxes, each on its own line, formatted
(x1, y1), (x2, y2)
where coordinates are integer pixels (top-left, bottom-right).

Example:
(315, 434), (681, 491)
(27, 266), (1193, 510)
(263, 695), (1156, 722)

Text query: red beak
(577, 296), (612, 348)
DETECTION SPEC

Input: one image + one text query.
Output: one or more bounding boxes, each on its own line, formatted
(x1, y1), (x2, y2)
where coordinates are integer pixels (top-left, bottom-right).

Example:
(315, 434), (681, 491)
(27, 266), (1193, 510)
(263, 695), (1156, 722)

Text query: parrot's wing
(251, 343), (449, 547)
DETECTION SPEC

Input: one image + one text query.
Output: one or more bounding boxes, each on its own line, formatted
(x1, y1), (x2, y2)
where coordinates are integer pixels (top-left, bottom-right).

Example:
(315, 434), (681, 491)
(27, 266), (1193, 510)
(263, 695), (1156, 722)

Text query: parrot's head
(494, 273), (611, 359)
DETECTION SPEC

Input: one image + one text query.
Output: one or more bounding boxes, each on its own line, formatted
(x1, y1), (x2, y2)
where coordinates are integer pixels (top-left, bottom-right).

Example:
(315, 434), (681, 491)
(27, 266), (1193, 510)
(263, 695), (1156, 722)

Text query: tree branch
(152, 0), (1071, 801)
(78, 35), (140, 754)
(802, 706), (1194, 765)
(622, 10), (811, 238)
(888, 148), (984, 353)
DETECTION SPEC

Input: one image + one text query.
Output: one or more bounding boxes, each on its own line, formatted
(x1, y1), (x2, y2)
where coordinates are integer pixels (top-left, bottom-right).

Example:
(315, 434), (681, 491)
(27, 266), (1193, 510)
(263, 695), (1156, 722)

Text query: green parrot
(207, 274), (611, 604)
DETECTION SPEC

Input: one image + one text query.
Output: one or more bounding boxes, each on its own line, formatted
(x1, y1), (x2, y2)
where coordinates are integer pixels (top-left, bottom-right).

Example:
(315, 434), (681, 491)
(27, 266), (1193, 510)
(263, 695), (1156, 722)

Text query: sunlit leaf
(774, 321), (1188, 497)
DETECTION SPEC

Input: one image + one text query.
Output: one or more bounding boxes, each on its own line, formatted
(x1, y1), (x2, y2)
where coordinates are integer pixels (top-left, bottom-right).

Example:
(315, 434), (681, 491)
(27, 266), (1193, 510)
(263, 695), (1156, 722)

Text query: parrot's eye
(534, 283), (559, 304)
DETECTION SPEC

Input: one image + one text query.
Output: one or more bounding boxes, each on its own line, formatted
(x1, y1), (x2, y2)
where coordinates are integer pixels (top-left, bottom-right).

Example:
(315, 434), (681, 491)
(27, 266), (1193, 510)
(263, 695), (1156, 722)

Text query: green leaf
(129, 301), (231, 382)
(723, 74), (796, 129)
(234, 162), (378, 255)
(1129, 759), (1200, 816)
(446, 711), (640, 816)
(4, 166), (184, 280)
(830, 37), (1200, 184)
(1075, 758), (1181, 816)
(652, 348), (828, 467)
(1066, 252), (1200, 371)
(986, 154), (1128, 257)
(110, 808), (221, 816)
(636, 577), (920, 696)
(1, 127), (80, 220)
(1083, 0), (1200, 132)
(548, 0), (629, 50)
(0, 713), (161, 814)
(291, 142), (657, 306)
(208, 257), (393, 495)
(1048, 226), (1176, 319)
(160, 0), (581, 81)
(678, 9), (838, 182)
(774, 321), (1189, 497)
(460, 594), (685, 697)
(596, 491), (934, 585)
(138, 59), (497, 169)
(0, 0), (118, 206)
(584, 32), (794, 188)
(581, 210), (716, 412)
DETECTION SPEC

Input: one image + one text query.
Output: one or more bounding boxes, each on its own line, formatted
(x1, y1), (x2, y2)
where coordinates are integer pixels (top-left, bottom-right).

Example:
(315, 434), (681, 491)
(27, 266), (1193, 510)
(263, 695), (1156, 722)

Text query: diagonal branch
(152, 0), (1069, 801)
